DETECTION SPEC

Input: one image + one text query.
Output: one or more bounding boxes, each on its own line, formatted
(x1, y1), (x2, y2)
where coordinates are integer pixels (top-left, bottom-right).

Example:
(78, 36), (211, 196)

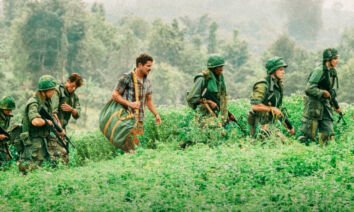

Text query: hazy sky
(85, 0), (354, 11)
(323, 0), (354, 11)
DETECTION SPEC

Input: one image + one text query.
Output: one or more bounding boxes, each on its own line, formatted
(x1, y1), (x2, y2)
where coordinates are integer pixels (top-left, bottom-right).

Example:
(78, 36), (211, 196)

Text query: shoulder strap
(194, 70), (211, 93)
(131, 71), (139, 123)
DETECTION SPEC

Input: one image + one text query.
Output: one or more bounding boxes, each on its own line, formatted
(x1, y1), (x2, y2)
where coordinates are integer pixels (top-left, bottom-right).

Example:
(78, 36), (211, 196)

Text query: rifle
(0, 126), (13, 159)
(201, 88), (246, 133)
(328, 88), (340, 109)
(39, 107), (75, 152)
(337, 112), (346, 125)
(280, 108), (293, 130)
(226, 111), (247, 135)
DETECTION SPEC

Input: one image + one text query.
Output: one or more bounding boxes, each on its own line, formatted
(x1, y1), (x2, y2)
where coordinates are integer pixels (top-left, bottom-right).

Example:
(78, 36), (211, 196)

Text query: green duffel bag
(99, 100), (136, 148)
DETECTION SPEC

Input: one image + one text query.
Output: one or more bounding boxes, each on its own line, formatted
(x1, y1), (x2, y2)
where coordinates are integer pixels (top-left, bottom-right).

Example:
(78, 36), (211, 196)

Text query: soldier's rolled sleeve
(28, 103), (41, 122)
(146, 80), (152, 96)
(115, 74), (130, 94)
(186, 77), (204, 106)
(250, 82), (267, 105)
(73, 95), (81, 119)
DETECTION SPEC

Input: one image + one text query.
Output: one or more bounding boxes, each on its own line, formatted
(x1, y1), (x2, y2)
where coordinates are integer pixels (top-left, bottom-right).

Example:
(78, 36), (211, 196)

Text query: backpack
(186, 70), (210, 109)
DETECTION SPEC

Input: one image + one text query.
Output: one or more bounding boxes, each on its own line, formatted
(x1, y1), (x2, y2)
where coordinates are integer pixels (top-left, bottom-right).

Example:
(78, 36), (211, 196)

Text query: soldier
(299, 48), (341, 145)
(109, 53), (161, 153)
(248, 56), (295, 138)
(186, 54), (229, 126)
(19, 75), (66, 173)
(0, 96), (16, 165)
(53, 73), (83, 130)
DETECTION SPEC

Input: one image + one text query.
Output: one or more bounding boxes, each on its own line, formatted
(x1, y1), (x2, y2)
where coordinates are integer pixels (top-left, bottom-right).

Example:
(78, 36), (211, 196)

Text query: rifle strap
(131, 71), (140, 126)
(202, 99), (217, 118)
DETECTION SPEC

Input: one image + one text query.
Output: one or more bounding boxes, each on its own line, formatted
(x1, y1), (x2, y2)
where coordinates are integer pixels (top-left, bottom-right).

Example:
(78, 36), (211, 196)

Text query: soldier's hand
(58, 129), (66, 138)
(228, 112), (236, 121)
(270, 107), (283, 117)
(208, 100), (218, 109)
(322, 90), (331, 98)
(335, 107), (342, 114)
(155, 114), (162, 125)
(61, 103), (73, 112)
(0, 134), (8, 140)
(288, 127), (295, 135)
(46, 119), (54, 126)
(129, 101), (141, 110)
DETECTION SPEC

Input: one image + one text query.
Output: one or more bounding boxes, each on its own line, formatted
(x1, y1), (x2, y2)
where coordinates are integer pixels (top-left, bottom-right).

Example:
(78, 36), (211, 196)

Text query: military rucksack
(186, 70), (211, 109)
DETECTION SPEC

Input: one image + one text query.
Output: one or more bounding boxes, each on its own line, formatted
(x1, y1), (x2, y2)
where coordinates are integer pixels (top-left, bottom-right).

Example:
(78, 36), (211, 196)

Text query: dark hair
(136, 53), (153, 67)
(67, 73), (83, 87)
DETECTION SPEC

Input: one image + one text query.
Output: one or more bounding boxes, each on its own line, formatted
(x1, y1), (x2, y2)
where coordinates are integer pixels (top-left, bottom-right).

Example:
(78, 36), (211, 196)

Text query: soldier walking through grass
(299, 48), (342, 145)
(248, 56), (295, 139)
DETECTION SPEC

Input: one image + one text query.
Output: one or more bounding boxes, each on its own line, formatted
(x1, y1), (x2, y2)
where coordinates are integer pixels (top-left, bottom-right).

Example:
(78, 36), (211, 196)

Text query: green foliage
(2, 0), (27, 26)
(278, 0), (323, 46)
(339, 28), (354, 64)
(149, 63), (190, 105)
(222, 30), (249, 70)
(69, 130), (118, 166)
(149, 19), (185, 68)
(0, 96), (353, 210)
(20, 10), (63, 72)
(207, 22), (218, 53)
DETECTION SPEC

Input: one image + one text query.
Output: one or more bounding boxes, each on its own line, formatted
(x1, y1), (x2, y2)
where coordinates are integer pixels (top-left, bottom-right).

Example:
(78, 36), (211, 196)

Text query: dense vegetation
(0, 1), (353, 210)
(0, 96), (353, 211)
(1, 1), (354, 131)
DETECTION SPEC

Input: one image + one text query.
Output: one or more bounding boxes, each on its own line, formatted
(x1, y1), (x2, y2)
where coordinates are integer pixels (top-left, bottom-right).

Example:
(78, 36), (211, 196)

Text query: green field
(0, 96), (353, 211)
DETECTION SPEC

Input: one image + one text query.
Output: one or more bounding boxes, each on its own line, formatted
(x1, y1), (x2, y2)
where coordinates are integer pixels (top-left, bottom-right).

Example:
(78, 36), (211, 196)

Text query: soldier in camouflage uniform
(19, 75), (67, 173)
(0, 96), (16, 164)
(299, 48), (341, 144)
(52, 73), (83, 130)
(186, 54), (229, 126)
(248, 56), (295, 138)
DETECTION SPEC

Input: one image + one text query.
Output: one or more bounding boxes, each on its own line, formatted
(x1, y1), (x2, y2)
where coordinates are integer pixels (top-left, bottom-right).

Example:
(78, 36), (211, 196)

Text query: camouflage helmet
(38, 75), (57, 91)
(265, 56), (288, 75)
(323, 48), (338, 61)
(0, 96), (16, 110)
(207, 54), (225, 69)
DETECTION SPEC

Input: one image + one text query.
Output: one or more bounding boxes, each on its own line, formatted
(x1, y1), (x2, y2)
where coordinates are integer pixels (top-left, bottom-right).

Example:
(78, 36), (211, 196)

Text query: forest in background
(0, 0), (354, 129)
(0, 2), (353, 210)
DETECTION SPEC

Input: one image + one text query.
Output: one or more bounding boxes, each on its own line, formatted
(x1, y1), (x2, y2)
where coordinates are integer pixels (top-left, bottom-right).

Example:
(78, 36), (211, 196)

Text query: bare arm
(251, 104), (282, 116)
(146, 94), (161, 124)
(112, 89), (140, 110)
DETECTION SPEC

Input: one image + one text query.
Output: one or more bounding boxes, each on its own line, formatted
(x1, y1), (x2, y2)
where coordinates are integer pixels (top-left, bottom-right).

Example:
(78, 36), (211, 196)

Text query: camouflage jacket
(250, 75), (283, 124)
(53, 84), (81, 129)
(186, 69), (227, 118)
(22, 93), (53, 138)
(304, 65), (338, 120)
(0, 110), (11, 130)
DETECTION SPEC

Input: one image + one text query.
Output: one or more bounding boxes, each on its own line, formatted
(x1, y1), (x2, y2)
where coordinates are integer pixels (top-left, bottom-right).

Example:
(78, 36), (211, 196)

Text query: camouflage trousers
(19, 136), (67, 173)
(0, 144), (11, 165)
(300, 117), (334, 143)
(247, 111), (289, 143)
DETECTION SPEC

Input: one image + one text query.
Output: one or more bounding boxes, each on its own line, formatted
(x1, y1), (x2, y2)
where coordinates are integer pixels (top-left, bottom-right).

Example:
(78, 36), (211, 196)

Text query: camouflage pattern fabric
(19, 93), (66, 173)
(0, 110), (11, 164)
(52, 84), (81, 129)
(301, 65), (337, 142)
(249, 76), (283, 138)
